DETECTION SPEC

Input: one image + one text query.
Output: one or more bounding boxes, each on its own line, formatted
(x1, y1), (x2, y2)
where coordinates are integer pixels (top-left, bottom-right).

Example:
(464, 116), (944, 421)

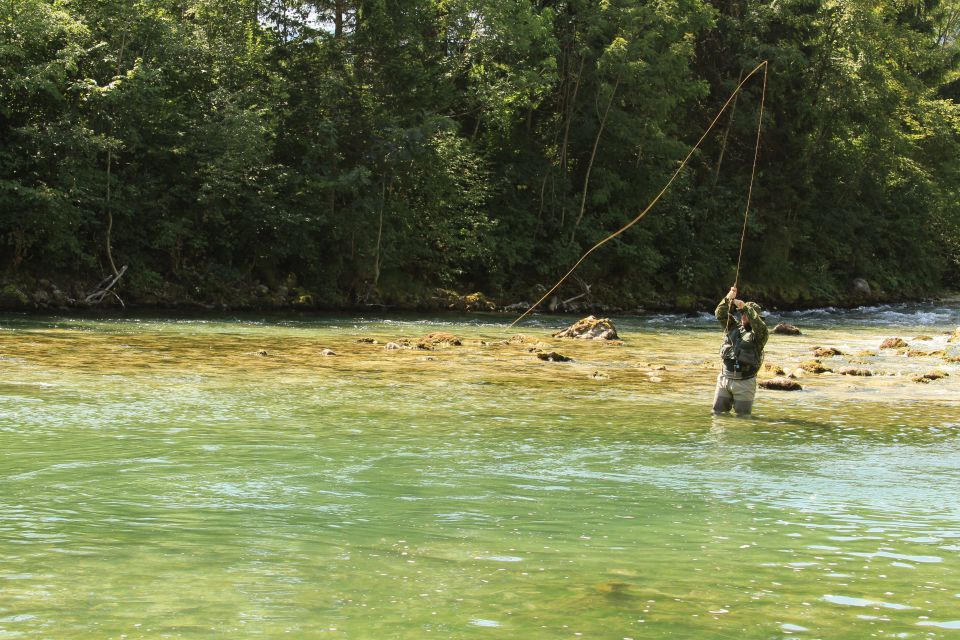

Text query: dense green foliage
(2, 0), (959, 309)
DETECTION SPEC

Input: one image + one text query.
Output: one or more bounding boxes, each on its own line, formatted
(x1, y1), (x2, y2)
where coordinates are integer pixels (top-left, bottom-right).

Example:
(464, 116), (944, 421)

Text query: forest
(2, 0), (959, 311)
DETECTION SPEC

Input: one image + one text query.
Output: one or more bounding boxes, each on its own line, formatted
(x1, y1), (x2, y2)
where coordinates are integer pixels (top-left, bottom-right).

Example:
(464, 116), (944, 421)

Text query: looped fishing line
(509, 61), (769, 330)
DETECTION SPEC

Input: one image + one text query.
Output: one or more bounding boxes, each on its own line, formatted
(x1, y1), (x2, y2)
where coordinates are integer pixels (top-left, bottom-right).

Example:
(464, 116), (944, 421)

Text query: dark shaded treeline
(2, 0), (959, 311)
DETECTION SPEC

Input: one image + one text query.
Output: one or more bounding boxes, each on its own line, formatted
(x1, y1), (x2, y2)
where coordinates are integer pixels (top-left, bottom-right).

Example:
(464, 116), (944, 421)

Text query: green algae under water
(1, 307), (960, 639)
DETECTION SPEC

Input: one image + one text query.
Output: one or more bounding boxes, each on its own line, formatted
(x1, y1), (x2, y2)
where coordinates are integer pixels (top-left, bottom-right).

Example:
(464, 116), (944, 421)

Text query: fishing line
(726, 61), (768, 334)
(509, 60), (769, 330)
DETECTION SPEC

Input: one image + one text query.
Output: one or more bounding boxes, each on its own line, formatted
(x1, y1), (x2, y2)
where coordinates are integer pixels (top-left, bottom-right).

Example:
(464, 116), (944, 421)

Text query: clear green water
(2, 308), (959, 639)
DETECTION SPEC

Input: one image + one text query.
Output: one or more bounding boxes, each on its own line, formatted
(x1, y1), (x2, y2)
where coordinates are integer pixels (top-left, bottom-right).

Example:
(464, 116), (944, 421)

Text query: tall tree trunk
(570, 76), (620, 245)
(372, 175), (386, 292)
(104, 30), (128, 278)
(105, 149), (118, 276)
(558, 54), (586, 227)
(335, 0), (345, 38)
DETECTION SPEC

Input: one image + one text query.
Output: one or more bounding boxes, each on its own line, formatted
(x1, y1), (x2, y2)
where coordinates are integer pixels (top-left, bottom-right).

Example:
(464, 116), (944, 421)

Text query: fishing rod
(509, 60), (770, 330)
(725, 60), (768, 334)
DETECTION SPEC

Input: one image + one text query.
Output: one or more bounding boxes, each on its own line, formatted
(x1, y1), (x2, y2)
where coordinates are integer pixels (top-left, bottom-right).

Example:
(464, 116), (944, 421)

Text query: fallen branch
(85, 264), (128, 307)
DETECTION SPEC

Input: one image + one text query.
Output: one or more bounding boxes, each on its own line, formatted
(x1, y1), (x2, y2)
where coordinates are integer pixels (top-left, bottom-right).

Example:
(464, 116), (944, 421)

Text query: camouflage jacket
(715, 298), (769, 378)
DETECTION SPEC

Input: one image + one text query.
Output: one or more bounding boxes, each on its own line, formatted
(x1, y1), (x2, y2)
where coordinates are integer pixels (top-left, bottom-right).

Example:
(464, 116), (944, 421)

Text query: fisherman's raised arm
(715, 286), (737, 326)
(742, 301), (768, 349)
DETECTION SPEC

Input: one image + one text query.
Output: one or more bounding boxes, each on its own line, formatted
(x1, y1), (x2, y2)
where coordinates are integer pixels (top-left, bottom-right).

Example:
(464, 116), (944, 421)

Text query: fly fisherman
(713, 285), (768, 416)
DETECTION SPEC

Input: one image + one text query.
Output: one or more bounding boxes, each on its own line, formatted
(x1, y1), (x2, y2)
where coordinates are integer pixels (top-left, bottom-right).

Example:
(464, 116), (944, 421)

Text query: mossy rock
(763, 363), (786, 376)
(416, 332), (462, 349)
(880, 337), (908, 349)
(855, 350), (878, 357)
(914, 335), (933, 341)
(838, 367), (872, 377)
(800, 359), (831, 374)
(462, 292), (497, 311)
(913, 370), (948, 383)
(812, 346), (843, 357)
(0, 284), (30, 309)
(431, 288), (496, 312)
(537, 351), (572, 362)
(760, 377), (802, 391)
(904, 349), (945, 358)
(553, 316), (619, 340)
(674, 294), (698, 311)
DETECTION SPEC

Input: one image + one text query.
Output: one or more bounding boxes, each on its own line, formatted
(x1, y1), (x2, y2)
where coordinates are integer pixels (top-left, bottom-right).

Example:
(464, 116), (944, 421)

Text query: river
(1, 304), (959, 638)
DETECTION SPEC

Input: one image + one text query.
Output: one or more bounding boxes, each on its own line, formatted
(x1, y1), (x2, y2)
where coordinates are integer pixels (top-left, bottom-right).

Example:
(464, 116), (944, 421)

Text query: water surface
(2, 305), (959, 638)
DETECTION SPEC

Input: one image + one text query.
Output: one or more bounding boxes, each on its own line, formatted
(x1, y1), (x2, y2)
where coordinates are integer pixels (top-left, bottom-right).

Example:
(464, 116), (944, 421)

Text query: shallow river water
(1, 304), (959, 639)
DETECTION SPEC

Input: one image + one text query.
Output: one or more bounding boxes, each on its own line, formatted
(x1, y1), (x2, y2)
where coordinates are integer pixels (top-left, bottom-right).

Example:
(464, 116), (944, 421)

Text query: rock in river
(880, 337), (908, 349)
(812, 346), (843, 357)
(773, 323), (802, 335)
(417, 332), (462, 349)
(553, 316), (619, 340)
(537, 351), (572, 362)
(800, 359), (831, 374)
(838, 367), (872, 376)
(760, 377), (802, 391)
(913, 370), (948, 383)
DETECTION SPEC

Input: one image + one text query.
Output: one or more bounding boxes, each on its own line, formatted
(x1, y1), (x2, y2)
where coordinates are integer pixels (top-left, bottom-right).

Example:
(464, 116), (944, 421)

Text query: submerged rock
(357, 337), (378, 344)
(764, 363), (786, 376)
(880, 337), (908, 349)
(385, 342), (403, 350)
(905, 349), (945, 357)
(416, 332), (462, 349)
(594, 581), (633, 596)
(773, 323), (802, 336)
(949, 328), (960, 343)
(553, 316), (619, 340)
(590, 371), (609, 380)
(537, 351), (572, 362)
(760, 377), (803, 391)
(320, 348), (336, 356)
(913, 370), (948, 383)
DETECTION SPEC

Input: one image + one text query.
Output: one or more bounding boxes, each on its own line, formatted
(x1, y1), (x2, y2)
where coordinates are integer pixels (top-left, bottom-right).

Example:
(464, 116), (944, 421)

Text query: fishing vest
(720, 323), (763, 379)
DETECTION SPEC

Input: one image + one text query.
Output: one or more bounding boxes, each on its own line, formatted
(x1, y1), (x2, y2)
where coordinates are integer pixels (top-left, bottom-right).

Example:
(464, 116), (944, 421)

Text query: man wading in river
(713, 285), (768, 416)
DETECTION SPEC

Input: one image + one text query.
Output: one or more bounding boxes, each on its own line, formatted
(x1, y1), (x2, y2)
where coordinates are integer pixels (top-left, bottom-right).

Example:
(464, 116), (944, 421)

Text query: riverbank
(1, 275), (955, 316)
